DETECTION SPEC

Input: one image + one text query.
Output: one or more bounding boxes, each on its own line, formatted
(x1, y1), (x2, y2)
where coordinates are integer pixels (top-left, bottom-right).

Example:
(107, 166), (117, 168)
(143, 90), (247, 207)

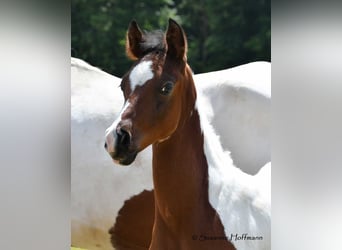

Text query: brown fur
(109, 190), (154, 250)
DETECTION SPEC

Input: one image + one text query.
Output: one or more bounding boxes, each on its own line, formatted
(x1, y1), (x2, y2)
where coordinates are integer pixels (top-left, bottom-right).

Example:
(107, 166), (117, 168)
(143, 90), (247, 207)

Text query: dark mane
(139, 30), (166, 56)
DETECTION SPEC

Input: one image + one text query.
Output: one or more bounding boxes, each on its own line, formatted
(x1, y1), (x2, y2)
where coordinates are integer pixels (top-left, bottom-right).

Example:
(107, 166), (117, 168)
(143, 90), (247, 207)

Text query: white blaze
(105, 60), (153, 154)
(129, 60), (154, 91)
(105, 101), (130, 153)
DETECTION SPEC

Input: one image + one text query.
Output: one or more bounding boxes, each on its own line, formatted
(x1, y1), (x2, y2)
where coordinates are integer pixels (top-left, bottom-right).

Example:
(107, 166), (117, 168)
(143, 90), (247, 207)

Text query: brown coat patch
(109, 190), (155, 250)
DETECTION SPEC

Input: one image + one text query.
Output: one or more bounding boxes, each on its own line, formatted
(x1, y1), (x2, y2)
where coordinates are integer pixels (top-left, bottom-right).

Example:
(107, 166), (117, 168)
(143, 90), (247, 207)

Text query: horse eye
(160, 81), (174, 95)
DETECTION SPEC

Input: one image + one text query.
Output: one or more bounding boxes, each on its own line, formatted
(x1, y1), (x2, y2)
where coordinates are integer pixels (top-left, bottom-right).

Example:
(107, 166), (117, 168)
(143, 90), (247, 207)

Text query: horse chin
(114, 151), (138, 166)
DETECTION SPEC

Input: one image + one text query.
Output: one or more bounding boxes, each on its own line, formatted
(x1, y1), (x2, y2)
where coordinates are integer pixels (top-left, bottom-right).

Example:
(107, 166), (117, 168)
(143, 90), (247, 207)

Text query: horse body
(104, 19), (270, 250)
(195, 62), (270, 175)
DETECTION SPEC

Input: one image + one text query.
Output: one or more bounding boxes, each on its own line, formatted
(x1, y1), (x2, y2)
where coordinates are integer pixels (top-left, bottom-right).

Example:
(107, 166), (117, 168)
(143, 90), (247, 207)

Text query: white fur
(71, 58), (271, 249)
(194, 62), (271, 174)
(129, 60), (154, 91)
(105, 101), (130, 155)
(196, 90), (271, 250)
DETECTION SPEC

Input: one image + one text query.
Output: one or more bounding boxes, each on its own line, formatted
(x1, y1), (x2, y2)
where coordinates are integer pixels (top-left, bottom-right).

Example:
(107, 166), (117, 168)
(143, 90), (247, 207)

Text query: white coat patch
(129, 60), (154, 91)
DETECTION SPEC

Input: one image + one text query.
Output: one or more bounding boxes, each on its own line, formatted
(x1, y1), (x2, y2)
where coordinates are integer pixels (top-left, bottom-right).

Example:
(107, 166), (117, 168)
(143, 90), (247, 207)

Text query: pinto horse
(105, 19), (271, 250)
(71, 58), (270, 250)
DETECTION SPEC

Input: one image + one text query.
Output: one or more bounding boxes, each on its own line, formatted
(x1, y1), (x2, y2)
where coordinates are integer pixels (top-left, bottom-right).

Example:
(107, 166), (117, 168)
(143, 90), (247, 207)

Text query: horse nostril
(104, 142), (107, 149)
(118, 128), (131, 146)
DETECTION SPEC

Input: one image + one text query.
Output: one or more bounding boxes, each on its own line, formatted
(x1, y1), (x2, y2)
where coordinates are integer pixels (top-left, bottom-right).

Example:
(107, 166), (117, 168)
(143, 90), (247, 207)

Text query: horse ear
(166, 19), (187, 61)
(126, 20), (144, 60)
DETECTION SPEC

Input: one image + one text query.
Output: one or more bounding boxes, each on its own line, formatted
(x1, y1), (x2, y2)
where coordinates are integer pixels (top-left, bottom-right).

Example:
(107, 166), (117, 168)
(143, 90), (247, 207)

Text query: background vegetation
(72, 0), (270, 76)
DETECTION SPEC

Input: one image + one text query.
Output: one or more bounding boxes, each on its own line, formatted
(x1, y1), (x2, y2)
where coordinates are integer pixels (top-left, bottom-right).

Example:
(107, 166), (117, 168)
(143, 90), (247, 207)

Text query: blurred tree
(72, 0), (179, 76)
(71, 0), (270, 76)
(176, 0), (270, 73)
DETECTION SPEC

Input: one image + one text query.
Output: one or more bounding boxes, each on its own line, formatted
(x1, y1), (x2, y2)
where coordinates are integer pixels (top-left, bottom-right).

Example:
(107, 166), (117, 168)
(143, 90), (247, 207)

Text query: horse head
(105, 19), (195, 165)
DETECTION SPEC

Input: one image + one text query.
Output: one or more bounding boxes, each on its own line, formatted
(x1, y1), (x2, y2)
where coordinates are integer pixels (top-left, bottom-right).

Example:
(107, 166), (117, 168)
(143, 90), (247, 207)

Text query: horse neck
(152, 68), (214, 231)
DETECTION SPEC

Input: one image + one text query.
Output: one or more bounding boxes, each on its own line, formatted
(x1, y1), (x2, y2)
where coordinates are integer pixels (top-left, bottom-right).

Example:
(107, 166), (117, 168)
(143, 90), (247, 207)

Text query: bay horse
(105, 19), (270, 250)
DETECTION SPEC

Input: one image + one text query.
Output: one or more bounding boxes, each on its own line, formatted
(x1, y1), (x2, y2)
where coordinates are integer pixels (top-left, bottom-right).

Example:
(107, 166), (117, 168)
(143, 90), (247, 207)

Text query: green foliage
(72, 0), (270, 76)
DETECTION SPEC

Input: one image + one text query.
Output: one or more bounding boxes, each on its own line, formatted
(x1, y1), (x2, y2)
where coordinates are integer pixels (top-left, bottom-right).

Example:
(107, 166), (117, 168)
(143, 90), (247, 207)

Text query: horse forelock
(140, 30), (166, 57)
(126, 28), (189, 86)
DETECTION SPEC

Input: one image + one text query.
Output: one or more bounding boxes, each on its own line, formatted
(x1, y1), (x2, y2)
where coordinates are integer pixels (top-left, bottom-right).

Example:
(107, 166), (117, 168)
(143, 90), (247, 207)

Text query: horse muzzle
(105, 124), (138, 166)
